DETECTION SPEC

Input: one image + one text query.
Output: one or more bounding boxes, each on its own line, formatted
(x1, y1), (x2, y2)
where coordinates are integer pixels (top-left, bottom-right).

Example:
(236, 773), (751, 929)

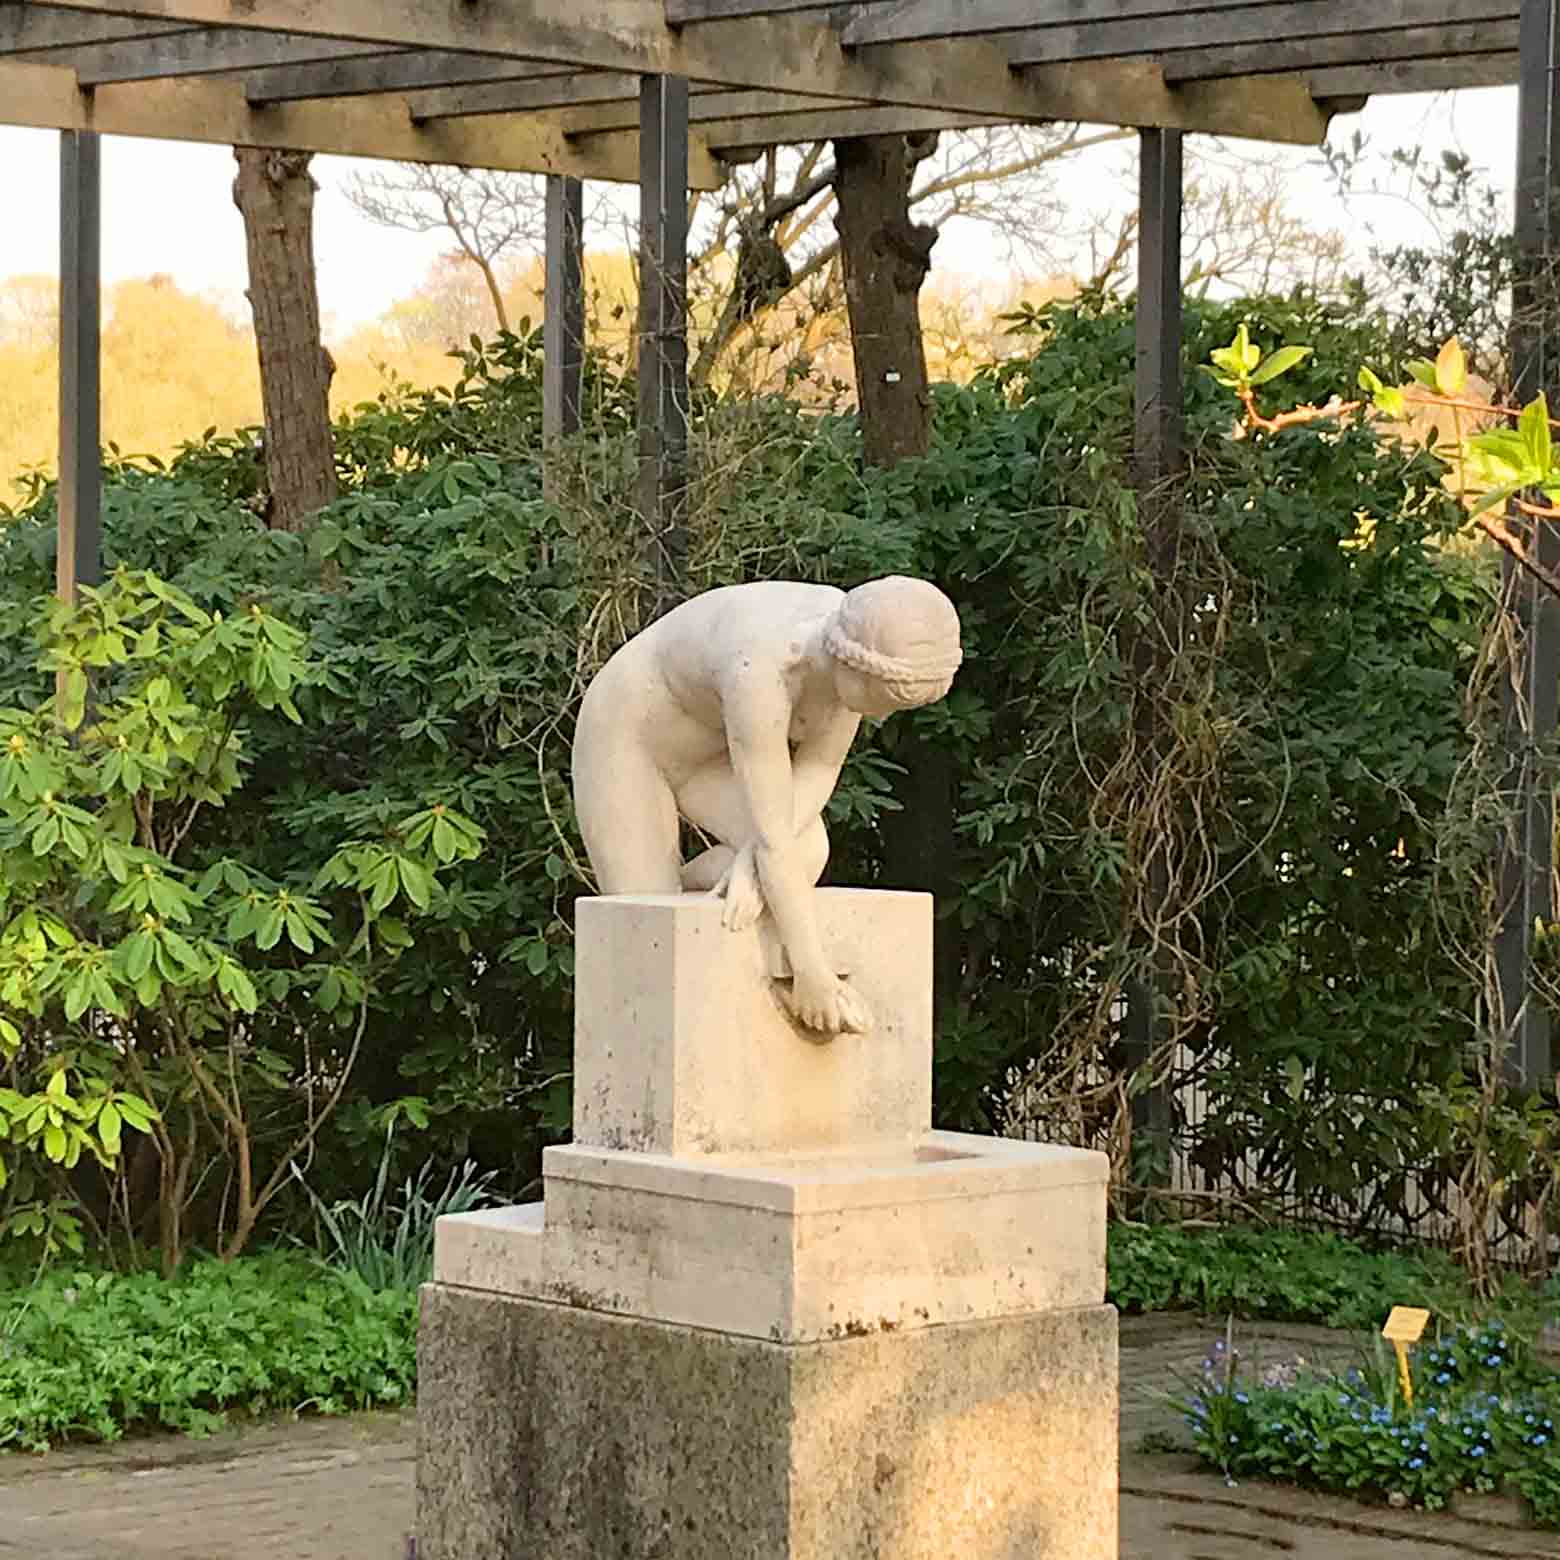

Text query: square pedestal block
(417, 1284), (1118, 1560)
(434, 1131), (1107, 1343)
(573, 889), (931, 1157)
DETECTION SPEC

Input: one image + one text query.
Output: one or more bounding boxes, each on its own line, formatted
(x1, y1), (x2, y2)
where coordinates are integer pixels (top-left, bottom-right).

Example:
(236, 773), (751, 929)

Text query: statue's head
(825, 576), (963, 718)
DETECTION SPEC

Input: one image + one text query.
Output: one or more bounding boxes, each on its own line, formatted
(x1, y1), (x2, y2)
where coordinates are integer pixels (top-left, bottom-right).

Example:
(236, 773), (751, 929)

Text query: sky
(0, 86), (1523, 338)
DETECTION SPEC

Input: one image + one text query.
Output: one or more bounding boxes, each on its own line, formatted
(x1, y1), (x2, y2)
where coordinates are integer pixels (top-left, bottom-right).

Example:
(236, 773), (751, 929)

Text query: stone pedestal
(418, 890), (1118, 1559)
(572, 890), (931, 1156)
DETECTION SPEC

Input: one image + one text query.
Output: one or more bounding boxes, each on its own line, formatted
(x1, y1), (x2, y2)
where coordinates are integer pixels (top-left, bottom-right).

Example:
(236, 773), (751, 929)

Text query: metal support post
(543, 173), (584, 502)
(636, 74), (689, 615)
(1124, 127), (1185, 1178)
(1496, 0), (1560, 1087)
(58, 129), (102, 604)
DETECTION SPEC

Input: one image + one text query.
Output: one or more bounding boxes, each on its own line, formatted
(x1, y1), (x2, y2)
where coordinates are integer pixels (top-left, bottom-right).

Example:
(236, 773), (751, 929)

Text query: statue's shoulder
(694, 579), (844, 613)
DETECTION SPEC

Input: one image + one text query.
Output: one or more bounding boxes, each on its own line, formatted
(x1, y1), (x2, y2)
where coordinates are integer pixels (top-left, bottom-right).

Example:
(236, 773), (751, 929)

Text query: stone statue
(572, 576), (962, 1035)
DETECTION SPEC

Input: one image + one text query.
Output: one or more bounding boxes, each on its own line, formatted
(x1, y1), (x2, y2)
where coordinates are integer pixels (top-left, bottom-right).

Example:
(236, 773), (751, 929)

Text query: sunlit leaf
(1434, 337), (1467, 397)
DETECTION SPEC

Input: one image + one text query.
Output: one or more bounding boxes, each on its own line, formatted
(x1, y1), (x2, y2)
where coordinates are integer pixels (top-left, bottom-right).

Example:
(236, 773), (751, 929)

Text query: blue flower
(1469, 1445), (1486, 1458)
(1537, 1435), (1550, 1447)
(1436, 1372), (1451, 1385)
(1234, 1392), (1249, 1405)
(1409, 1457), (1424, 1469)
(1486, 1355), (1504, 1367)
(1229, 1434), (1239, 1445)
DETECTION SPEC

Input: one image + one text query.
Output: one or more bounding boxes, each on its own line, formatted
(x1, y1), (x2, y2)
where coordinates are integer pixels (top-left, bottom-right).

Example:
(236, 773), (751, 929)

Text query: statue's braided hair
(823, 620), (963, 688)
(822, 576), (963, 706)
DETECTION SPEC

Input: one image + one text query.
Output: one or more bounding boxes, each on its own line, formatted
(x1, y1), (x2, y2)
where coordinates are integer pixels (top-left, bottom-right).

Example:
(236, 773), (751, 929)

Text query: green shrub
(1107, 1225), (1470, 1329)
(0, 294), (1507, 1254)
(0, 1252), (416, 1450)
(0, 570), (486, 1273)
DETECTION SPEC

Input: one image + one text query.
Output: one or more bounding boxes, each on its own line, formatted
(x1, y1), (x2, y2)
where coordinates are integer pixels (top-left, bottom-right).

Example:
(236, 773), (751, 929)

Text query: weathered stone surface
(573, 889), (933, 1157)
(435, 1131), (1106, 1342)
(418, 1285), (791, 1560)
(417, 1284), (1117, 1560)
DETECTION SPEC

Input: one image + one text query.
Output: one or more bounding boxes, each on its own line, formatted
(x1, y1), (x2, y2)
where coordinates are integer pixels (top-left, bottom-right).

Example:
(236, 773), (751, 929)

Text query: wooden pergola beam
(0, 6), (187, 53)
(559, 88), (992, 141)
(244, 51), (564, 105)
(840, 0), (1513, 48)
(1160, 21), (1518, 82)
(1004, 0), (1517, 68)
(22, 0), (1332, 142)
(1306, 53), (1519, 95)
(667, 0), (864, 19)
(704, 105), (998, 155)
(0, 57), (727, 185)
(62, 30), (394, 85)
(408, 71), (648, 122)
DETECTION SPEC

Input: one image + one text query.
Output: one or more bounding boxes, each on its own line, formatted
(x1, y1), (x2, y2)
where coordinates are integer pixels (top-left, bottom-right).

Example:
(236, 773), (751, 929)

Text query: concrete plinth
(418, 1285), (1118, 1560)
(419, 887), (1118, 1559)
(434, 1130), (1106, 1342)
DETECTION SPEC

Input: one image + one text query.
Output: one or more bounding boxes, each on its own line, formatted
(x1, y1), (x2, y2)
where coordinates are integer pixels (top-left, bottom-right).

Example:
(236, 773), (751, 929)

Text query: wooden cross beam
(19, 0), (1332, 142)
(59, 31), (396, 85)
(1003, 0), (1518, 68)
(243, 51), (567, 106)
(0, 57), (727, 184)
(1159, 21), (1518, 82)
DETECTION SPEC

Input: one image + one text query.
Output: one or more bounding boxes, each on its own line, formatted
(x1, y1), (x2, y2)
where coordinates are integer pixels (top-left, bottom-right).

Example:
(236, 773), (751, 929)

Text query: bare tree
(683, 123), (1132, 390)
(349, 129), (1130, 395)
(346, 164), (548, 335)
(0, 274), (58, 348)
(1085, 144), (1354, 297)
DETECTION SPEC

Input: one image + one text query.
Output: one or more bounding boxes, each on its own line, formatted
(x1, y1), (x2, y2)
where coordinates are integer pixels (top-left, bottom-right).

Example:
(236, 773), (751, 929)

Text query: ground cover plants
(0, 1251), (416, 1450)
(1107, 1225), (1476, 1330)
(1181, 1320), (1560, 1525)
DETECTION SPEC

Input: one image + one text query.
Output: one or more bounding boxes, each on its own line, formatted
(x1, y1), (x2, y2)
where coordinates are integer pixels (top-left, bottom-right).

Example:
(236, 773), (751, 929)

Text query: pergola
(2, 0), (1553, 1079)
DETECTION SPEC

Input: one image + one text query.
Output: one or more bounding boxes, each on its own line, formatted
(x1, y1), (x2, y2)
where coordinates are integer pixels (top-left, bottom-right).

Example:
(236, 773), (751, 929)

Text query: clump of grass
(292, 1135), (496, 1291)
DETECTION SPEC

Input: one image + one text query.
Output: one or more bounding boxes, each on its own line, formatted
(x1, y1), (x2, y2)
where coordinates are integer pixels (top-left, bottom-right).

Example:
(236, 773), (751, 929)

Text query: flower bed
(1182, 1320), (1560, 1524)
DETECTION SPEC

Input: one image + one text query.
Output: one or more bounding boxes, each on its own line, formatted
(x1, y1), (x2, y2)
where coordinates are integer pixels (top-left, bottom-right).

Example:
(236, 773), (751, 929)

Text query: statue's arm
(723, 682), (832, 986)
(789, 709), (861, 834)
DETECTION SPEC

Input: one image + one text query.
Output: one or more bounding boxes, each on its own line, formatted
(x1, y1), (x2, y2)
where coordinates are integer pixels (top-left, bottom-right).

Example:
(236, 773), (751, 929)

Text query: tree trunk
(832, 133), (938, 468)
(473, 253), (510, 335)
(232, 147), (337, 532)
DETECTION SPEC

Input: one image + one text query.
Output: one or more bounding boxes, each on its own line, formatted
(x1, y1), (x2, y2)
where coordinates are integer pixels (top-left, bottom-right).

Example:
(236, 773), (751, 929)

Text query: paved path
(6, 1314), (1560, 1559)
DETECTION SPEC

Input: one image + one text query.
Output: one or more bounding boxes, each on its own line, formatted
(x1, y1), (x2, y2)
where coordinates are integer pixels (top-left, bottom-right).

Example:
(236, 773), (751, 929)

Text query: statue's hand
(783, 968), (871, 1037)
(715, 843), (765, 931)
